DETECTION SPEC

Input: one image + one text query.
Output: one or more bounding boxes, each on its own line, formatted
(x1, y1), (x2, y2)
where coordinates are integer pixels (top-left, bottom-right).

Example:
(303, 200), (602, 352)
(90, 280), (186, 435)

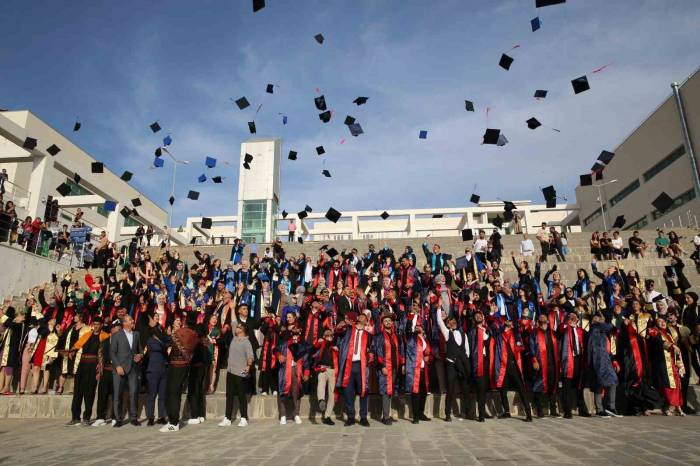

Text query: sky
(1, 0), (699, 226)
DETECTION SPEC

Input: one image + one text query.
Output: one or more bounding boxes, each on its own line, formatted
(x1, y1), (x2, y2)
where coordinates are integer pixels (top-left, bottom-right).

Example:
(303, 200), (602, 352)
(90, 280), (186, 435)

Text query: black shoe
(563, 413), (573, 419)
(550, 411), (561, 418)
(525, 415), (533, 422)
(536, 410), (545, 419)
(412, 419), (419, 424)
(344, 418), (356, 427)
(82, 419), (92, 426)
(147, 418), (155, 426)
(483, 414), (493, 419)
(445, 415), (452, 422)
(156, 417), (167, 425)
(498, 412), (511, 419)
(359, 418), (370, 427)
(477, 417), (485, 422)
(418, 414), (431, 422)
(113, 420), (124, 428)
(683, 406), (696, 415)
(322, 417), (335, 426)
(130, 419), (141, 426)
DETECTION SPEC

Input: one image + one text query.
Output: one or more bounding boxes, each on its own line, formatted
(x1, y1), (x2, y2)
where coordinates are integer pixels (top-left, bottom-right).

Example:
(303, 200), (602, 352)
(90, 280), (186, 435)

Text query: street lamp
(595, 179), (617, 231)
(162, 150), (189, 242)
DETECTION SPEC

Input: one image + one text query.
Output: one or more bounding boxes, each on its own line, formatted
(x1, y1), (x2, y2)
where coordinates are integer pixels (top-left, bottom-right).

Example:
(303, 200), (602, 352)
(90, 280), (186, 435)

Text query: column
(408, 213), (417, 237)
(106, 203), (124, 244)
(265, 199), (274, 243)
(351, 214), (359, 240)
(26, 154), (50, 220)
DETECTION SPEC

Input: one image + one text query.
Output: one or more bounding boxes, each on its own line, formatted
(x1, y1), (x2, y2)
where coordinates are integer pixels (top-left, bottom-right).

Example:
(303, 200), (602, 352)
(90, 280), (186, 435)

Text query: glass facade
(651, 189), (696, 220)
(241, 200), (268, 243)
(64, 178), (91, 196)
(583, 205), (606, 227)
(609, 179), (640, 207)
(624, 215), (649, 231)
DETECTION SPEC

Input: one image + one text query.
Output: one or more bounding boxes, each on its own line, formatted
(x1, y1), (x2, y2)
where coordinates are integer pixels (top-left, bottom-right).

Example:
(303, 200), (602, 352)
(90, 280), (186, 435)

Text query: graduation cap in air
(652, 192), (674, 213)
(316, 146), (325, 155)
(322, 169), (331, 178)
(282, 210), (288, 219)
(305, 205), (313, 213)
(380, 211), (390, 220)
(542, 185), (556, 202)
(531, 16), (541, 31)
(353, 97), (368, 105)
(591, 161), (605, 172)
(612, 215), (626, 229)
(103, 200), (117, 212)
(419, 130), (428, 139)
(23, 137), (37, 150)
(212, 176), (223, 183)
(497, 133), (509, 146)
(526, 118), (542, 130)
(248, 121), (256, 134)
(314, 95), (327, 111)
(319, 111), (331, 123)
(243, 162), (251, 170)
(297, 210), (308, 220)
(47, 144), (61, 156)
(132, 198), (142, 207)
(266, 83), (274, 94)
(314, 33), (324, 44)
(288, 150), (297, 160)
(150, 122), (161, 133)
(73, 121), (81, 132)
(534, 89), (548, 99)
(595, 171), (604, 181)
(235, 97), (250, 110)
(598, 150), (615, 165)
(91, 162), (104, 173)
(492, 216), (504, 228)
(571, 76), (590, 94)
(244, 153), (253, 164)
(325, 248), (339, 258)
(201, 217), (212, 229)
(344, 115), (356, 125)
(546, 198), (557, 209)
(325, 207), (342, 223)
(253, 0), (265, 12)
(154, 157), (164, 168)
(461, 229), (474, 241)
(120, 207), (132, 218)
(483, 129), (501, 145)
(504, 201), (516, 212)
(56, 183), (71, 197)
(187, 190), (200, 201)
(499, 54), (514, 70)
(169, 196), (175, 205)
(470, 193), (480, 204)
(198, 174), (207, 183)
(349, 123), (363, 137)
(73, 173), (81, 184)
(297, 237), (304, 244)
(319, 245), (329, 251)
(536, 0), (566, 6)
(120, 171), (133, 182)
(163, 135), (172, 146)
(155, 147), (162, 157)
(465, 100), (475, 112)
(580, 174), (593, 186)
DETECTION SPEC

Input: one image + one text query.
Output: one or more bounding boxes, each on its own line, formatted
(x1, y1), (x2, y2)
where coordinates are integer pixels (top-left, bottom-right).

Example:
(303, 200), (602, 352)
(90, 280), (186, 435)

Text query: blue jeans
(344, 361), (368, 420)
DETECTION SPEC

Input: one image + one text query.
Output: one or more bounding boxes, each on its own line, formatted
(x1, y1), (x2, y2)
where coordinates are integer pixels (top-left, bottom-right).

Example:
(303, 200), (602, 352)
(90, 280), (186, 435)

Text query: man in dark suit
(110, 315), (143, 427)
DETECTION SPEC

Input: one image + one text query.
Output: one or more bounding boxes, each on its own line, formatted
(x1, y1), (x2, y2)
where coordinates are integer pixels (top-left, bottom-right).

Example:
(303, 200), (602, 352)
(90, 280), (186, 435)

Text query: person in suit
(110, 315), (143, 427)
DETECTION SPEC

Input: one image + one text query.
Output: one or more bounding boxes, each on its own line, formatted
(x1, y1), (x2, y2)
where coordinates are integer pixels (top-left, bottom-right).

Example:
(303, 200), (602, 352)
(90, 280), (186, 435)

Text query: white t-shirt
(612, 237), (623, 249)
(520, 239), (534, 253)
(473, 239), (488, 253)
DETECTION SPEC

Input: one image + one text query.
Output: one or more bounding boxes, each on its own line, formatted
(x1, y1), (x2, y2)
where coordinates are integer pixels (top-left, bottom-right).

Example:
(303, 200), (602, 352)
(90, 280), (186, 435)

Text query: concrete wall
(0, 244), (69, 302)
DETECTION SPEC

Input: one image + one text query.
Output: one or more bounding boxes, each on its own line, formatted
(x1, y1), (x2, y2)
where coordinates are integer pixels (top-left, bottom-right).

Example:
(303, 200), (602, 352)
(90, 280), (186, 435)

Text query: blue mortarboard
(103, 200), (117, 212)
(163, 135), (172, 146)
(531, 17), (541, 31)
(282, 115), (288, 125)
(198, 174), (207, 183)
(419, 130), (428, 139)
(349, 123), (363, 137)
(205, 156), (217, 168)
(154, 157), (164, 168)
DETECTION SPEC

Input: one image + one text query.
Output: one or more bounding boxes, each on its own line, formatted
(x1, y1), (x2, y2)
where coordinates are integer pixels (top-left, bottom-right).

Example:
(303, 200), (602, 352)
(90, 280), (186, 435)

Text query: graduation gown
(490, 324), (524, 389)
(529, 327), (559, 394)
(275, 336), (310, 396)
(335, 324), (371, 396)
(404, 333), (431, 394)
(372, 329), (403, 396)
(587, 322), (619, 390)
(647, 327), (684, 406)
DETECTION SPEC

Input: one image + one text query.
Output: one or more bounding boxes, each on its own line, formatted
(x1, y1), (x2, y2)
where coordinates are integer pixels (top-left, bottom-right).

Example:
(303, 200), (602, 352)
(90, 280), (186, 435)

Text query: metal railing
(1, 179), (31, 210)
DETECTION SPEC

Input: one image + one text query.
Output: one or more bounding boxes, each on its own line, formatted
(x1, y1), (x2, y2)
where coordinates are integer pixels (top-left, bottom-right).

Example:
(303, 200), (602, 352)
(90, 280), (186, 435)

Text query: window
(241, 200), (267, 243)
(642, 145), (685, 182)
(64, 178), (92, 196)
(60, 213), (72, 222)
(583, 205), (606, 227)
(623, 215), (648, 230)
(651, 189), (696, 220)
(96, 206), (109, 218)
(123, 216), (142, 227)
(609, 179), (640, 207)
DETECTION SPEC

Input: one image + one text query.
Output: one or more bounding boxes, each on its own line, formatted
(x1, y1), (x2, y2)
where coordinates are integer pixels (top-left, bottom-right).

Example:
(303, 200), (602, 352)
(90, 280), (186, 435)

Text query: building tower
(237, 138), (281, 243)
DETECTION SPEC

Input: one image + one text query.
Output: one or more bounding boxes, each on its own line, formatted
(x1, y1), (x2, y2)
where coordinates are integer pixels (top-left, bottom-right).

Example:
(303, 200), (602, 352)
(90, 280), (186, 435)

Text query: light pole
(163, 150), (189, 242)
(595, 179), (617, 231)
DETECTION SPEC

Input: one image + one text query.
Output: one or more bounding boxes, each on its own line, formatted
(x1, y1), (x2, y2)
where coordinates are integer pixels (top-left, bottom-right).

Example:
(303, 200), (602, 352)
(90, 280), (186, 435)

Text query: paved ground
(1, 415), (700, 466)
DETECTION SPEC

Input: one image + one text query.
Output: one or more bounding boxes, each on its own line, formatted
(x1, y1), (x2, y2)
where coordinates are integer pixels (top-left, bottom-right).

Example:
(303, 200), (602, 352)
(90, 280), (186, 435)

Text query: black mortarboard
(282, 210), (288, 219)
(534, 90), (548, 98)
(526, 118), (541, 130)
(297, 210), (308, 220)
(47, 144), (61, 156)
(499, 54), (514, 70)
(314, 33), (324, 44)
(150, 122), (161, 133)
(344, 115), (356, 125)
(652, 192), (674, 213)
(201, 217), (212, 229)
(380, 211), (389, 220)
(266, 83), (274, 93)
(353, 97), (368, 105)
(465, 100), (475, 112)
(243, 162), (250, 170)
(349, 123), (363, 137)
(461, 229), (473, 241)
(591, 161), (605, 172)
(316, 146), (325, 155)
(187, 190), (200, 200)
(23, 137), (37, 149)
(322, 169), (331, 178)
(531, 16), (541, 31)
(325, 207), (341, 223)
(546, 198), (556, 208)
(470, 194), (480, 204)
(319, 111), (331, 123)
(305, 205), (313, 213)
(131, 208), (139, 217)
(483, 129), (501, 145)
(598, 150), (615, 164)
(571, 76), (590, 94)
(536, 0), (566, 6)
(253, 0), (265, 12)
(235, 97), (250, 110)
(56, 183), (71, 197)
(73, 173), (81, 184)
(326, 248), (338, 258)
(248, 121), (256, 134)
(73, 121), (81, 131)
(155, 147), (162, 157)
(91, 162), (103, 173)
(169, 195), (175, 205)
(120, 207), (132, 218)
(492, 216), (504, 228)
(314, 95), (327, 111)
(504, 201), (516, 211)
(298, 237), (304, 244)
(612, 215), (626, 229)
(288, 150), (297, 160)
(595, 171), (604, 181)
(542, 185), (556, 201)
(132, 198), (142, 207)
(580, 174), (593, 186)
(120, 171), (133, 182)
(244, 153), (253, 163)
(212, 176), (223, 183)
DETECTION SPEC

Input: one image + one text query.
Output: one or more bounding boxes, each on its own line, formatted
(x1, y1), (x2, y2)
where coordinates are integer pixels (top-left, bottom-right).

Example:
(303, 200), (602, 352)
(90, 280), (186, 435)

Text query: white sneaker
(92, 419), (106, 427)
(238, 418), (248, 427)
(198, 417), (205, 423)
(294, 415), (302, 425)
(111, 419), (117, 427)
(280, 416), (287, 425)
(218, 418), (232, 427)
(272, 391), (278, 396)
(187, 418), (201, 425)
(159, 423), (179, 432)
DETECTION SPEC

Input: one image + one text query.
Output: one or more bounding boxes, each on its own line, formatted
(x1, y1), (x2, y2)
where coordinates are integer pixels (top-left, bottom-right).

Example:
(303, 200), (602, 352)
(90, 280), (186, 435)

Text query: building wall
(0, 244), (68, 301)
(576, 68), (700, 231)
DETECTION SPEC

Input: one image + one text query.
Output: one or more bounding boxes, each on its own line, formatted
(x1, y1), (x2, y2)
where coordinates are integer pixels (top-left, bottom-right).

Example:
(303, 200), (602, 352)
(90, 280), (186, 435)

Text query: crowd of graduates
(1, 229), (700, 432)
